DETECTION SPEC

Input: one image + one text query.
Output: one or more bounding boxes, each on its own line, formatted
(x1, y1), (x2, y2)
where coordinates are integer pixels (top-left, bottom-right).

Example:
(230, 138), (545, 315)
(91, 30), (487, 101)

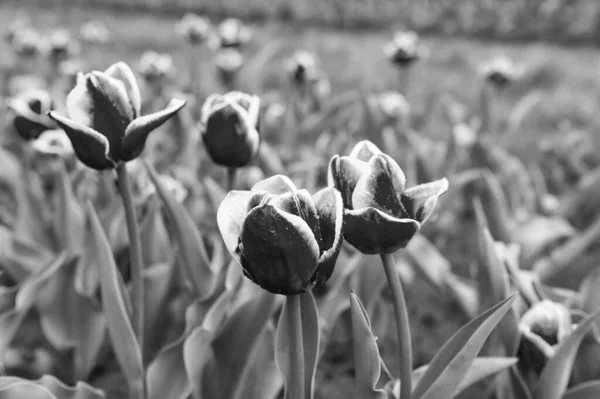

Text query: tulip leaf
(15, 184), (54, 252)
(413, 357), (518, 397)
(349, 291), (386, 399)
(563, 380), (600, 399)
(580, 270), (600, 331)
(350, 256), (387, 317)
(0, 285), (17, 315)
(53, 165), (85, 252)
(142, 263), (176, 364)
(0, 308), (29, 356)
(0, 381), (56, 399)
(276, 291), (320, 399)
(202, 290), (278, 399)
(86, 202), (144, 396)
(0, 375), (105, 399)
(145, 162), (213, 299)
(412, 294), (517, 399)
(202, 177), (227, 214)
(139, 197), (174, 267)
(0, 229), (54, 282)
(533, 307), (600, 399)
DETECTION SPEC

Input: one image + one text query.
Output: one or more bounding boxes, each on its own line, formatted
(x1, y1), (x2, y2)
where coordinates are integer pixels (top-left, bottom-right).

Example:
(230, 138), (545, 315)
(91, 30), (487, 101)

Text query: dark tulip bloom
(478, 55), (523, 89)
(217, 175), (344, 295)
(48, 62), (186, 170)
(383, 31), (426, 67)
(200, 91), (260, 168)
(7, 89), (56, 140)
(176, 13), (212, 45)
(285, 51), (322, 88)
(328, 140), (448, 254)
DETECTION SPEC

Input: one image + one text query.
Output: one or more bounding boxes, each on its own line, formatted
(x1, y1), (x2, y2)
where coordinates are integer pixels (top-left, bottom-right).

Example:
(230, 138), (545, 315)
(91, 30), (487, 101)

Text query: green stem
(116, 162), (145, 394)
(397, 66), (412, 97)
(287, 293), (305, 399)
(226, 167), (237, 191)
(380, 253), (412, 399)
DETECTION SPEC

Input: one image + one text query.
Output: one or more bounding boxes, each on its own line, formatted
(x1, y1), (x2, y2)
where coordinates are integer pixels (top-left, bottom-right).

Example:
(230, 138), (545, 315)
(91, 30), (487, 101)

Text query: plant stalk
(226, 167), (237, 191)
(116, 162), (145, 376)
(287, 293), (305, 399)
(380, 253), (412, 399)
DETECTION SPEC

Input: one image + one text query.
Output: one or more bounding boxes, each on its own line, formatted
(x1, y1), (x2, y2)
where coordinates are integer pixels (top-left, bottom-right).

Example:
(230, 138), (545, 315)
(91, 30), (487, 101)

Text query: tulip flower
(11, 27), (41, 58)
(47, 29), (80, 63)
(80, 20), (111, 45)
(175, 13), (212, 45)
(518, 300), (572, 376)
(328, 140), (448, 254)
(47, 61), (186, 170)
(7, 89), (56, 140)
(215, 48), (244, 90)
(285, 51), (322, 88)
(138, 51), (175, 85)
(478, 55), (524, 88)
(217, 175), (343, 295)
(30, 129), (74, 158)
(215, 18), (252, 49)
(200, 91), (260, 168)
(383, 30), (427, 67)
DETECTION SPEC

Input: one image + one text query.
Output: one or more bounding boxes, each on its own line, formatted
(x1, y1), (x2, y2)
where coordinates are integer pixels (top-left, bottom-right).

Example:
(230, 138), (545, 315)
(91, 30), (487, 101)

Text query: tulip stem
(226, 167), (237, 191)
(287, 293), (305, 399)
(380, 253), (412, 399)
(116, 163), (145, 376)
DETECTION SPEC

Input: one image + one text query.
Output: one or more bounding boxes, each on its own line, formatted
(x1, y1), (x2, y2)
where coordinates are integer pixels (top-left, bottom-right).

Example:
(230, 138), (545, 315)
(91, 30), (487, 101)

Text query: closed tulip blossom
(47, 61), (186, 170)
(176, 13), (212, 45)
(30, 129), (74, 158)
(215, 18), (252, 49)
(217, 175), (344, 295)
(478, 55), (524, 88)
(200, 91), (260, 168)
(328, 140), (448, 254)
(383, 30), (427, 67)
(7, 89), (56, 140)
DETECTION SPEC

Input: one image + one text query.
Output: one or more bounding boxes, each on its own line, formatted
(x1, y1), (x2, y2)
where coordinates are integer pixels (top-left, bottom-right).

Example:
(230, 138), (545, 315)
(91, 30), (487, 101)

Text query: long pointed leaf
(412, 294), (517, 399)
(563, 381), (600, 399)
(86, 202), (143, 397)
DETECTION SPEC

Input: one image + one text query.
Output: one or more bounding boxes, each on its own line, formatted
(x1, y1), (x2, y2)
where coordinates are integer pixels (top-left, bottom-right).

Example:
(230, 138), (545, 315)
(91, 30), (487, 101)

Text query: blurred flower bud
(138, 51), (175, 85)
(48, 61), (186, 170)
(176, 13), (212, 45)
(7, 89), (56, 140)
(47, 28), (80, 62)
(200, 91), (261, 167)
(453, 122), (477, 148)
(328, 140), (448, 254)
(518, 300), (572, 375)
(215, 18), (252, 49)
(478, 55), (524, 88)
(11, 27), (42, 58)
(217, 175), (344, 295)
(383, 30), (427, 67)
(215, 47), (244, 89)
(30, 128), (74, 158)
(3, 15), (30, 45)
(368, 90), (410, 127)
(285, 50), (322, 88)
(80, 20), (111, 44)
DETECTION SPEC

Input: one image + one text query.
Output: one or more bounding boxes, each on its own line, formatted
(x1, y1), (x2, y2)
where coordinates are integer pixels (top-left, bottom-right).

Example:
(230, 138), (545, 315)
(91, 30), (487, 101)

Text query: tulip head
(383, 30), (427, 67)
(80, 20), (111, 45)
(176, 13), (212, 45)
(217, 175), (344, 295)
(200, 91), (261, 168)
(478, 55), (523, 88)
(214, 18), (252, 50)
(518, 300), (572, 374)
(285, 51), (323, 88)
(328, 140), (448, 254)
(47, 29), (80, 63)
(11, 27), (41, 58)
(47, 61), (186, 170)
(7, 89), (56, 140)
(215, 48), (244, 89)
(138, 51), (175, 86)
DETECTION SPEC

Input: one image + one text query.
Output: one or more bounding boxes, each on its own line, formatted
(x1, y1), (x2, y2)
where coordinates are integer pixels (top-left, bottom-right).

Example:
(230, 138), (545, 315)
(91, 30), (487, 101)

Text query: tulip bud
(175, 13), (212, 45)
(217, 175), (344, 295)
(7, 89), (56, 140)
(518, 300), (572, 375)
(80, 20), (111, 45)
(328, 140), (448, 254)
(138, 51), (175, 85)
(478, 55), (524, 88)
(285, 51), (322, 88)
(215, 18), (252, 49)
(11, 27), (42, 58)
(383, 30), (427, 67)
(200, 91), (260, 167)
(47, 61), (186, 170)
(47, 29), (80, 63)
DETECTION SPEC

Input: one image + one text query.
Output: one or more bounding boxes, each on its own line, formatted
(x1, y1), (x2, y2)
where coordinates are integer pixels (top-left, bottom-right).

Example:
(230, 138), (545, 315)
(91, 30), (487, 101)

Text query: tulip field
(3, 2), (600, 399)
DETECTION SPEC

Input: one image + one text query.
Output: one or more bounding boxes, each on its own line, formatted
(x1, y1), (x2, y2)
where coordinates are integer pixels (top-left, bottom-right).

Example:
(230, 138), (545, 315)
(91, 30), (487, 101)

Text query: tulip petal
(216, 190), (252, 264)
(268, 189), (322, 251)
(400, 178), (449, 223)
(48, 111), (115, 170)
(312, 187), (343, 285)
(348, 140), (382, 161)
(121, 98), (186, 161)
(240, 205), (320, 295)
(327, 155), (369, 209)
(104, 62), (142, 118)
(351, 154), (406, 217)
(251, 175), (296, 195)
(344, 207), (420, 254)
(66, 74), (95, 127)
